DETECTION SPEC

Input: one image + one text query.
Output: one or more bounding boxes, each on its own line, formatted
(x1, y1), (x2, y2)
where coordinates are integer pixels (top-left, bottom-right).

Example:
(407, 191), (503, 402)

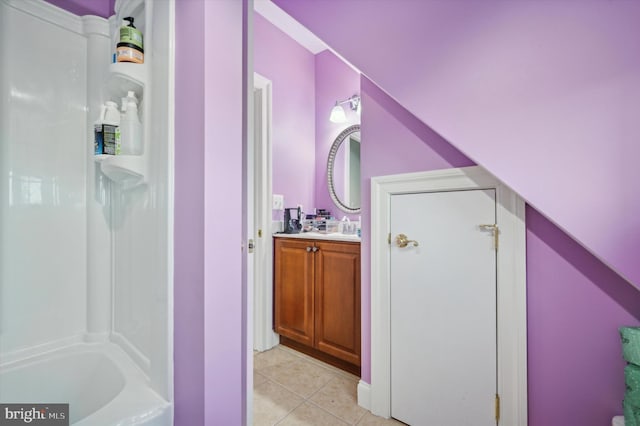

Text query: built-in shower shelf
(95, 155), (145, 186)
(106, 62), (146, 101)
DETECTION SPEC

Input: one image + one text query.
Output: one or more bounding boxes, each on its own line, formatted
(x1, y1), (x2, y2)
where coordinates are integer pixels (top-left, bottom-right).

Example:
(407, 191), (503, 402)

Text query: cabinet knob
(312, 247), (319, 252)
(306, 246), (312, 252)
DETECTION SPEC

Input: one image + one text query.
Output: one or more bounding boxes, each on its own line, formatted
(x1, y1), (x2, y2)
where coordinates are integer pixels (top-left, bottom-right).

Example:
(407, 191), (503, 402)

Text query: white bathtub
(0, 343), (171, 425)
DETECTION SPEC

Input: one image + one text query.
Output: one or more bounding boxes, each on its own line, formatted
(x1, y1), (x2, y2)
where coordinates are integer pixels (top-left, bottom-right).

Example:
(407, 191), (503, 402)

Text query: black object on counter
(283, 207), (302, 234)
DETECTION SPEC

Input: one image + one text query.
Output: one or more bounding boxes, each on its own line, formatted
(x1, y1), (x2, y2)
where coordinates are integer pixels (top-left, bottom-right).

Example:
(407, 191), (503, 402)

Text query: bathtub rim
(0, 341), (171, 426)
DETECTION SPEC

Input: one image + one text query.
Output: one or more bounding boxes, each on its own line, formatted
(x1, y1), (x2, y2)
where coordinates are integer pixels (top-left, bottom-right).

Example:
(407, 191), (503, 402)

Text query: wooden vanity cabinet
(274, 237), (361, 374)
(273, 238), (315, 347)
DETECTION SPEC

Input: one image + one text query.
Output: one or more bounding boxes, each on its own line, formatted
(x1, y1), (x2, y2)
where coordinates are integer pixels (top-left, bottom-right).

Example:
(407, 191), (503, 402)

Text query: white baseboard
(357, 380), (371, 411)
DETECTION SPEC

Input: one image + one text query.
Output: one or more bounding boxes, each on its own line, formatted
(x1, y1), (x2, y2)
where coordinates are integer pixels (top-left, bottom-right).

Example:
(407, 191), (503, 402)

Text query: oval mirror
(327, 124), (361, 214)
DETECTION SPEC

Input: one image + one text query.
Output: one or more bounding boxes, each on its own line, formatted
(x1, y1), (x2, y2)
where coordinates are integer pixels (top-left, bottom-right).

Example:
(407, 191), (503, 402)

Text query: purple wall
(175, 1), (205, 423)
(360, 76), (475, 382)
(175, 1), (246, 424)
(49, 1), (640, 423)
(273, 0), (640, 287)
(314, 50), (360, 215)
(527, 206), (640, 425)
(253, 13), (316, 219)
(203, 1), (245, 424)
(44, 0), (114, 17)
(362, 74), (640, 424)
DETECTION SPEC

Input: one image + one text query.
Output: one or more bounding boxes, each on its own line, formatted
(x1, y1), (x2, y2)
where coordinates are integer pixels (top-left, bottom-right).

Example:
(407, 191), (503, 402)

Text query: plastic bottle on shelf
(125, 90), (138, 105)
(103, 101), (121, 155)
(93, 104), (107, 155)
(120, 98), (142, 155)
(116, 17), (144, 64)
(119, 91), (138, 116)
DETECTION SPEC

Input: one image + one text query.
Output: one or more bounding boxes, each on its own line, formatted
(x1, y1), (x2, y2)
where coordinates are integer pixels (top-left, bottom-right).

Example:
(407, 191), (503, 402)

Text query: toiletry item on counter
(117, 17), (144, 64)
(120, 96), (142, 155)
(102, 101), (121, 155)
(325, 219), (340, 234)
(340, 216), (358, 235)
(315, 209), (331, 218)
(283, 207), (302, 234)
(309, 209), (332, 232)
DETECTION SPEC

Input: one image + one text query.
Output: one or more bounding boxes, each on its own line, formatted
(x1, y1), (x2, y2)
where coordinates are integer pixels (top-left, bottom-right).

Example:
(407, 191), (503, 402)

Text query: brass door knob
(396, 233), (419, 248)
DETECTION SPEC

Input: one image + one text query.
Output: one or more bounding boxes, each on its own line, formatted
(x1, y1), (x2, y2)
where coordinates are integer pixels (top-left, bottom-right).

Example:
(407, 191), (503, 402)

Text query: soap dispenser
(116, 17), (144, 64)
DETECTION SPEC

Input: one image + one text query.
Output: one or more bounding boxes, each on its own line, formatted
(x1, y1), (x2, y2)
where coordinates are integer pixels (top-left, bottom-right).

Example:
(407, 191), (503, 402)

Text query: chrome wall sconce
(329, 94), (361, 123)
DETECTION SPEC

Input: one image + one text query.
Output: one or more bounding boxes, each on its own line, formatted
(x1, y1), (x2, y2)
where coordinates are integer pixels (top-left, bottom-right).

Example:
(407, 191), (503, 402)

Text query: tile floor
(253, 345), (405, 425)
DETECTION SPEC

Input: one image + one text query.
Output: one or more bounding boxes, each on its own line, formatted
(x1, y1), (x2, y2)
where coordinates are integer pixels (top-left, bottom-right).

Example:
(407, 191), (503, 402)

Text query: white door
(390, 189), (497, 426)
(252, 73), (278, 352)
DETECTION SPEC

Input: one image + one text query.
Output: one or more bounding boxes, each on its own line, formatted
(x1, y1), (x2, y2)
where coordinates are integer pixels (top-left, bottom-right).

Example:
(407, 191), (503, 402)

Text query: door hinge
(495, 393), (500, 423)
(248, 239), (255, 253)
(258, 229), (263, 238)
(479, 224), (499, 251)
(387, 233), (391, 245)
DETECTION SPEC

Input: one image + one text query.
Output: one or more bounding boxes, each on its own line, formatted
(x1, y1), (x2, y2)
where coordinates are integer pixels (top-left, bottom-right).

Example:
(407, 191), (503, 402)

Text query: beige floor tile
(356, 412), (406, 425)
(279, 402), (349, 426)
(253, 380), (304, 426)
(254, 371), (269, 388)
(310, 376), (367, 424)
(278, 346), (360, 382)
(255, 347), (300, 371)
(260, 358), (334, 398)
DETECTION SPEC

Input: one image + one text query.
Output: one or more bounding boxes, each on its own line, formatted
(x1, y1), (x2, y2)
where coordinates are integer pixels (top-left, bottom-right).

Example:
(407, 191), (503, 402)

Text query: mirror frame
(327, 124), (361, 214)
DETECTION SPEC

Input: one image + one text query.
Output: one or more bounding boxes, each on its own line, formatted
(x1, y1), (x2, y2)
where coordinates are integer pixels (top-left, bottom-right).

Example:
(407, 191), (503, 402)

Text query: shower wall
(0, 0), (91, 356)
(109, 2), (174, 398)
(0, 0), (173, 401)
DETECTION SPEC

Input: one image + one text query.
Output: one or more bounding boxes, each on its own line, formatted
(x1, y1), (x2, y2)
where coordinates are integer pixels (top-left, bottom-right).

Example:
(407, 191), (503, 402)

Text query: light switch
(272, 194), (284, 210)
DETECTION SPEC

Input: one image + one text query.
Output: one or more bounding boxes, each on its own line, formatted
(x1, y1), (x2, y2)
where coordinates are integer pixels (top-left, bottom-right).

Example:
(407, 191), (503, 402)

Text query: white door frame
(366, 166), (528, 425)
(253, 72), (279, 351)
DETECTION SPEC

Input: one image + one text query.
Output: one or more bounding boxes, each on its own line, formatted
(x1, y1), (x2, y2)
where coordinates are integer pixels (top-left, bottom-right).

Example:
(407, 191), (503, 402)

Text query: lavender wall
(314, 50), (360, 215)
(203, 0), (245, 424)
(362, 75), (640, 424)
(175, 1), (205, 424)
(44, 0), (114, 17)
(360, 76), (475, 382)
(527, 206), (640, 425)
(273, 0), (640, 288)
(175, 1), (246, 424)
(253, 13), (316, 219)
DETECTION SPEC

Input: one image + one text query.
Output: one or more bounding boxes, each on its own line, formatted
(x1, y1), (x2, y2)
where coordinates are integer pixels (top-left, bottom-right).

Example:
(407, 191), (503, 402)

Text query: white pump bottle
(120, 94), (142, 155)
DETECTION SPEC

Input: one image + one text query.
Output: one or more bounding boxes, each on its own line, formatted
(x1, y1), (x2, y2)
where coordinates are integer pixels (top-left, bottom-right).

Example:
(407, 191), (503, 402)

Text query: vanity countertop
(273, 232), (360, 243)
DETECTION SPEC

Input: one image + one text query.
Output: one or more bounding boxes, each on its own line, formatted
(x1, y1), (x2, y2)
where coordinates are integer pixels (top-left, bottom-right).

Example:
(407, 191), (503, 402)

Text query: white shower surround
(0, 0), (174, 423)
(0, 343), (171, 425)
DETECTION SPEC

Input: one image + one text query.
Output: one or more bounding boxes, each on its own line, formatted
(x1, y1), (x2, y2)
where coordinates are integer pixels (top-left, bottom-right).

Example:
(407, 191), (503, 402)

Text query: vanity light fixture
(329, 94), (360, 123)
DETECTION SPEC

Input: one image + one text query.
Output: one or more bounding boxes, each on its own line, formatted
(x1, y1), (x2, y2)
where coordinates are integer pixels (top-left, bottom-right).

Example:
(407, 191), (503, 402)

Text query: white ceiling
(254, 0), (328, 54)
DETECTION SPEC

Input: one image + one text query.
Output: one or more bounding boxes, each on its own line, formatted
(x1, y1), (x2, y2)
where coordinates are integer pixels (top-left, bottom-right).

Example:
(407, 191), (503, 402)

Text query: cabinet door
(274, 238), (315, 346)
(314, 241), (361, 366)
